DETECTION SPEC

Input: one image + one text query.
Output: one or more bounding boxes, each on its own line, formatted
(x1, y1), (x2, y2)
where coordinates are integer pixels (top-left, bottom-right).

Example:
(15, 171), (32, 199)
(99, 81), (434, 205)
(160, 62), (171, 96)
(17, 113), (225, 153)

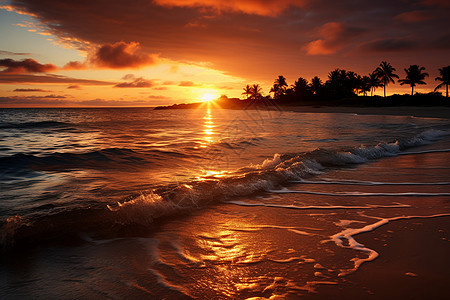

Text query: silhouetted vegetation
(435, 66), (450, 98)
(399, 65), (428, 96)
(155, 62), (450, 110)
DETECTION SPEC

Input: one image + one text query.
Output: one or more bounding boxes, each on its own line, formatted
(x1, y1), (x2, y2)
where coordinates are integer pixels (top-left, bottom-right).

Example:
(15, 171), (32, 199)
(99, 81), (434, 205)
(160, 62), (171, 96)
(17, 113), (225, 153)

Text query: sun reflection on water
(201, 107), (215, 147)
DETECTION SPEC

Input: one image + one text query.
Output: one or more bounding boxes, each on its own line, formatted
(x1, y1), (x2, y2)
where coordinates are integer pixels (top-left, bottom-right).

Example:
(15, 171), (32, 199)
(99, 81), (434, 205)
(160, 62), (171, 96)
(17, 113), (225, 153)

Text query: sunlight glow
(200, 93), (218, 102)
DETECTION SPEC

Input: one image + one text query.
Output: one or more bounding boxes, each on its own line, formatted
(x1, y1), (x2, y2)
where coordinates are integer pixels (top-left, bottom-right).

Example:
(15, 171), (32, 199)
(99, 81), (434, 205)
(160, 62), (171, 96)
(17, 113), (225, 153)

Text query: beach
(0, 107), (449, 299)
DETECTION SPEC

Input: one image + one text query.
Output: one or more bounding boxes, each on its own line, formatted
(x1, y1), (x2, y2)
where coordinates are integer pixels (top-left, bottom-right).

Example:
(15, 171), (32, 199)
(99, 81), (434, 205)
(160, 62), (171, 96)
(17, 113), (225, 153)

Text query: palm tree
(359, 75), (371, 96)
(375, 61), (399, 97)
(292, 77), (311, 98)
(270, 83), (280, 99)
(368, 71), (382, 96)
(398, 65), (429, 96)
(271, 75), (287, 99)
(435, 66), (450, 98)
(310, 76), (323, 95)
(242, 84), (252, 99)
(250, 84), (262, 100)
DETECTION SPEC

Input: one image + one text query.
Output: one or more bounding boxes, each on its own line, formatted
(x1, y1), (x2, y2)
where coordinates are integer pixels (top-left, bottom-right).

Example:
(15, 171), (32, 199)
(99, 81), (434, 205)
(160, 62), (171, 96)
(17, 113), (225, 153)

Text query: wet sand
(302, 216), (450, 299)
(285, 106), (450, 119)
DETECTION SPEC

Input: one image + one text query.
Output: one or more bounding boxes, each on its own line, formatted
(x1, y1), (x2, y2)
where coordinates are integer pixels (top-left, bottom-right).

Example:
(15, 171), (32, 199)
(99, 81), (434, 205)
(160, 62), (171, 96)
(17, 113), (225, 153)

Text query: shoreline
(281, 106), (450, 119)
(304, 215), (450, 299)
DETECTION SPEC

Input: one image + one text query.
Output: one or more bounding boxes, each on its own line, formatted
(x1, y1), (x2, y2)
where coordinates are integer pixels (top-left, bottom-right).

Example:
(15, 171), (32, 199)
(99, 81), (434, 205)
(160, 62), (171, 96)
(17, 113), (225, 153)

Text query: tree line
(242, 62), (450, 102)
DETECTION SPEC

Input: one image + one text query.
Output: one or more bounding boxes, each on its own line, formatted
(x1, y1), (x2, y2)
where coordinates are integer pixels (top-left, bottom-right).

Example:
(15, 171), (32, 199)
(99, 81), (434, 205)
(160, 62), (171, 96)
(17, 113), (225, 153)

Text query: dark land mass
(154, 94), (450, 118)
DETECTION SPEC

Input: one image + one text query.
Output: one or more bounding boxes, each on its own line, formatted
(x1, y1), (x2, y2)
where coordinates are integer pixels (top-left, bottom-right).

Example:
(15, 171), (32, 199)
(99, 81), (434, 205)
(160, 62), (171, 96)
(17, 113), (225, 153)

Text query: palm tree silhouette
(434, 66), (450, 98)
(368, 71), (382, 96)
(251, 84), (262, 100)
(242, 84), (252, 99)
(271, 75), (287, 99)
(375, 61), (399, 97)
(398, 65), (429, 96)
(310, 76), (323, 95)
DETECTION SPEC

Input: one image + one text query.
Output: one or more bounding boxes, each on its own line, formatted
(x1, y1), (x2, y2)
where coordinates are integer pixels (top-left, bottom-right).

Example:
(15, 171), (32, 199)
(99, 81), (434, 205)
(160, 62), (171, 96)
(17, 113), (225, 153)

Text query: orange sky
(0, 0), (449, 107)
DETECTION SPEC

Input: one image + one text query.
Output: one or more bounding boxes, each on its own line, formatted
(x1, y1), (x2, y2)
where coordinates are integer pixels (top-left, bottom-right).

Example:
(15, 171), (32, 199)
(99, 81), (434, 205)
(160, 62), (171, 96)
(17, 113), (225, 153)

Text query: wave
(1, 128), (448, 248)
(0, 148), (193, 173)
(291, 178), (450, 186)
(0, 120), (73, 130)
(226, 200), (411, 210)
(270, 188), (450, 197)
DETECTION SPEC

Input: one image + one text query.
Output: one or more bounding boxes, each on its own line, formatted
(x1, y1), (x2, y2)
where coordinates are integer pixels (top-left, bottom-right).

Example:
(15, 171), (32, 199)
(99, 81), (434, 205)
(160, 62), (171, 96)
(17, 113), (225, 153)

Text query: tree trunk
(384, 84), (386, 97)
(446, 84), (448, 98)
(411, 86), (414, 96)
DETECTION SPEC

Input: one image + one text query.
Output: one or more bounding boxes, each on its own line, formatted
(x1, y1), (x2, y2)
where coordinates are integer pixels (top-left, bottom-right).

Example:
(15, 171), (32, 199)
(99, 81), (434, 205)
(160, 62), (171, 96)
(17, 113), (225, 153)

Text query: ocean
(1, 106), (449, 299)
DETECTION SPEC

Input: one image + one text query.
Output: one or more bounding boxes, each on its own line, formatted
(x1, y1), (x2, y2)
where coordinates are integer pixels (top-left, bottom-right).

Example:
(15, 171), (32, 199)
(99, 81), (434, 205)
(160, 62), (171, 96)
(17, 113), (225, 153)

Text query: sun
(200, 93), (217, 102)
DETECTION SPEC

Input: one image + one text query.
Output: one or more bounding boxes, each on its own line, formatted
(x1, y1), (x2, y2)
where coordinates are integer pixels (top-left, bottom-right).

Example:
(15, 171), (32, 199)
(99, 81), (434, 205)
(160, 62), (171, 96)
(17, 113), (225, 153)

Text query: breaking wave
(1, 128), (448, 248)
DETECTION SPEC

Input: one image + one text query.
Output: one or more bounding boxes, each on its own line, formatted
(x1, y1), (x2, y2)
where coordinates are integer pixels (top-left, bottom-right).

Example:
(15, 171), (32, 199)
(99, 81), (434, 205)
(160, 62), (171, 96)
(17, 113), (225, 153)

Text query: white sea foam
(291, 178), (450, 186)
(226, 200), (411, 210)
(270, 188), (450, 197)
(328, 213), (450, 276)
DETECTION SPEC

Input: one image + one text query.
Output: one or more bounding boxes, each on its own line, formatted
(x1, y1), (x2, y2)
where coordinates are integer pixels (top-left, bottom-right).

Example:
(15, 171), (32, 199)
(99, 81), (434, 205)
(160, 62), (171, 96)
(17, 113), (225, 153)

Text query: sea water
(0, 106), (449, 298)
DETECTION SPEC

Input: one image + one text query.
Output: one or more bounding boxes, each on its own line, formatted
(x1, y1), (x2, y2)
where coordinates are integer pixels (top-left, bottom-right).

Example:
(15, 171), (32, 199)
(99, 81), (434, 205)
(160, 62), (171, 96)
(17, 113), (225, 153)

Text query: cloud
(423, 0), (450, 7)
(13, 88), (51, 92)
(4, 0), (450, 82)
(153, 0), (308, 16)
(114, 77), (154, 88)
(0, 58), (57, 73)
(148, 95), (170, 100)
(0, 96), (168, 107)
(0, 50), (32, 56)
(178, 81), (197, 86)
(360, 38), (417, 52)
(67, 85), (81, 89)
(395, 10), (433, 23)
(305, 22), (365, 55)
(0, 73), (115, 85)
(63, 60), (87, 70)
(89, 41), (157, 69)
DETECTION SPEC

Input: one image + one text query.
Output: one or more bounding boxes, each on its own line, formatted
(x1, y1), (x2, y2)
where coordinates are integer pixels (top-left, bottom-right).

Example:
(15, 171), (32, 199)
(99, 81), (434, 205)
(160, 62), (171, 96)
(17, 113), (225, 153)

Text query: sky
(0, 0), (449, 107)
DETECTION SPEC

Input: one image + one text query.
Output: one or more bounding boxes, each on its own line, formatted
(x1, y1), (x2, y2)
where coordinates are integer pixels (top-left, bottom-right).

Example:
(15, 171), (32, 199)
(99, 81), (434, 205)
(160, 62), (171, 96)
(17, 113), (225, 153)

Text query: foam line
(270, 188), (450, 197)
(330, 213), (450, 276)
(400, 148), (450, 155)
(291, 179), (450, 186)
(226, 200), (411, 210)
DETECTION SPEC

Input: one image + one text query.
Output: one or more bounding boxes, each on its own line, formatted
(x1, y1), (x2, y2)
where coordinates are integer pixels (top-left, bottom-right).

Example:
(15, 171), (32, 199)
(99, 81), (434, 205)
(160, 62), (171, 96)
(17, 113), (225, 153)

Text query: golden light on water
(201, 108), (215, 147)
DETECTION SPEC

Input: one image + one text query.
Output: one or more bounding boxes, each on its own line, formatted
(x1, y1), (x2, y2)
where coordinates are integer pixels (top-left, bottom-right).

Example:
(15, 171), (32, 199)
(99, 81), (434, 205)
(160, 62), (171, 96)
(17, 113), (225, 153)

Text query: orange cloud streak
(153, 0), (308, 16)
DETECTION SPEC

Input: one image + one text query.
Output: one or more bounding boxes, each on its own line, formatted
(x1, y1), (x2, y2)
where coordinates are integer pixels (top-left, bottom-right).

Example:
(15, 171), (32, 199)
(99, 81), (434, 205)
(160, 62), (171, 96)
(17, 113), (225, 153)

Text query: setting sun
(200, 93), (218, 102)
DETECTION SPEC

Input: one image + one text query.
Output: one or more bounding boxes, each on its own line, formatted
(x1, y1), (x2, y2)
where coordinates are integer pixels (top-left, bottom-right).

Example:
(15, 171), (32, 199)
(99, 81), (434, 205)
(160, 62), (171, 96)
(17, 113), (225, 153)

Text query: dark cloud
(153, 0), (308, 16)
(0, 50), (32, 56)
(305, 22), (366, 55)
(0, 97), (168, 107)
(394, 10), (433, 23)
(13, 88), (51, 92)
(67, 85), (81, 89)
(90, 41), (157, 69)
(114, 77), (154, 88)
(360, 38), (418, 52)
(0, 73), (115, 85)
(0, 58), (57, 73)
(5, 0), (450, 81)
(63, 60), (87, 70)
